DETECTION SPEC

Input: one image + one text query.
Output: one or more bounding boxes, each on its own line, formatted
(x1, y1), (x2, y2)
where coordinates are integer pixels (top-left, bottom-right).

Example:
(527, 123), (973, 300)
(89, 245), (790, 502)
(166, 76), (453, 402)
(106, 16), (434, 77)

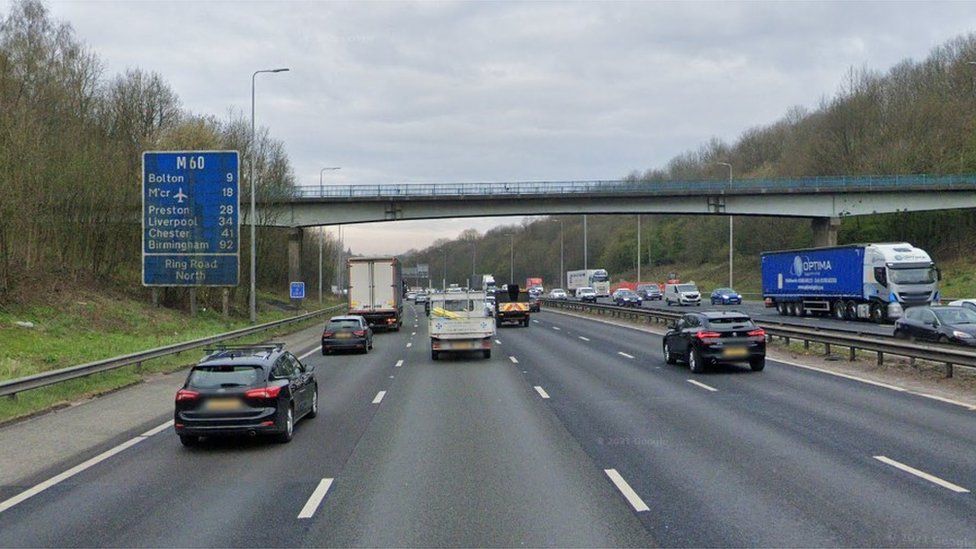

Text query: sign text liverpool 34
(142, 151), (240, 286)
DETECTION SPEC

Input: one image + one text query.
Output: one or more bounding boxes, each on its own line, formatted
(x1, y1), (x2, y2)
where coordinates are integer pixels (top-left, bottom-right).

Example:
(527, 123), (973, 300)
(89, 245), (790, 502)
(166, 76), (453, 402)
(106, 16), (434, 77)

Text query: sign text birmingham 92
(142, 151), (240, 287)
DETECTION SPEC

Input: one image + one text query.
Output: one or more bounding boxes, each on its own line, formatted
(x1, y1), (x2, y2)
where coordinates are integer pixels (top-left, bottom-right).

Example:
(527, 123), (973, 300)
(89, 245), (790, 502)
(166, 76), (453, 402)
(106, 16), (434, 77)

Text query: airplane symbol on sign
(174, 188), (188, 204)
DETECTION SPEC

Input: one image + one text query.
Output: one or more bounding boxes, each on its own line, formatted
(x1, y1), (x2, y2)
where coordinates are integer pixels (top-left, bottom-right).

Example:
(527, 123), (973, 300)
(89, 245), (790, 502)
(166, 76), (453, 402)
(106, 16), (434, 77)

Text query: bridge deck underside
(257, 189), (976, 227)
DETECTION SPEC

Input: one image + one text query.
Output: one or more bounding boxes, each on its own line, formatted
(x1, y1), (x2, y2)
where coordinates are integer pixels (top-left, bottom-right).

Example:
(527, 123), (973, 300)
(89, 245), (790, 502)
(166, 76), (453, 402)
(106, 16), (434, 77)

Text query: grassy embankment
(0, 288), (341, 424)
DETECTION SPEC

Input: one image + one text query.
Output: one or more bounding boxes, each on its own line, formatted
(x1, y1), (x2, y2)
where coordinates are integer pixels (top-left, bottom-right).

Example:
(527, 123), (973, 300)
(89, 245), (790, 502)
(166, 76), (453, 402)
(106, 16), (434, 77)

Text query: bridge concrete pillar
(811, 216), (841, 247)
(288, 227), (303, 287)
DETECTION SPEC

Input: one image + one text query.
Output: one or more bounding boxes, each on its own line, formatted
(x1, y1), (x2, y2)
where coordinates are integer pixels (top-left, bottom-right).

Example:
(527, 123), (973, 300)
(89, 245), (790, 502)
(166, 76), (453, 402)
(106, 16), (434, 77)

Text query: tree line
(0, 0), (340, 311)
(401, 33), (976, 288)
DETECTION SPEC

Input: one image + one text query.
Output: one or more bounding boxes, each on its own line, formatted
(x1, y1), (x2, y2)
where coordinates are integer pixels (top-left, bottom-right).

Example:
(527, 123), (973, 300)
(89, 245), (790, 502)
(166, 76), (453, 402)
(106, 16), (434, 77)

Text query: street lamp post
(717, 162), (733, 288)
(559, 219), (564, 288)
(637, 215), (641, 282)
(583, 214), (588, 270)
(317, 167), (341, 304)
(509, 234), (515, 285)
(249, 67), (289, 323)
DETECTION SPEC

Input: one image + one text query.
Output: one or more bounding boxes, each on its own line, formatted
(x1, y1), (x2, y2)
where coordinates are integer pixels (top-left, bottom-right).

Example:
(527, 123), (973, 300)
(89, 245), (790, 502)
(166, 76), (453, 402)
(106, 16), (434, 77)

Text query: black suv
(662, 312), (766, 373)
(174, 344), (317, 446)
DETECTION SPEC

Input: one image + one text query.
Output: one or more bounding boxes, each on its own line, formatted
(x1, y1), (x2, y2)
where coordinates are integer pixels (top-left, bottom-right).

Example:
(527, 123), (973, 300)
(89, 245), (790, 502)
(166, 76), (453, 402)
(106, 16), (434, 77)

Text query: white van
(664, 282), (701, 306)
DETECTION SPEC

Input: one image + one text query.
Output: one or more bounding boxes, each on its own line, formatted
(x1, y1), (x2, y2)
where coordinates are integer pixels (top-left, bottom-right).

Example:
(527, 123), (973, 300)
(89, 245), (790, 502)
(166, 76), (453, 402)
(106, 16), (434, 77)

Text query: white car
(549, 288), (569, 299)
(575, 287), (597, 302)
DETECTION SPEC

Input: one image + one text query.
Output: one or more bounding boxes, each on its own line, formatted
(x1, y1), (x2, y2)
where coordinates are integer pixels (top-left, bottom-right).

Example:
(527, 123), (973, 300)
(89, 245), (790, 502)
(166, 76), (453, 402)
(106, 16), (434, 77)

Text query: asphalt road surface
(1, 303), (973, 547)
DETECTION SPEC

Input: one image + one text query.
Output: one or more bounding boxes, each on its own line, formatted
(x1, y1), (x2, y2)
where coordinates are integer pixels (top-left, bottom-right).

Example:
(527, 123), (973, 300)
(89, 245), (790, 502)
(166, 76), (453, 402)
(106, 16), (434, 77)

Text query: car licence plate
(722, 347), (749, 358)
(205, 398), (243, 411)
(452, 341), (473, 349)
(336, 333), (351, 339)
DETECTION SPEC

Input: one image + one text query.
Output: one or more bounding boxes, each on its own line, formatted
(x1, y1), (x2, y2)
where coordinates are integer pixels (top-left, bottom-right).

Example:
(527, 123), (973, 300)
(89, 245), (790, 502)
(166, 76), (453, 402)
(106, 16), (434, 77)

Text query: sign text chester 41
(142, 151), (240, 286)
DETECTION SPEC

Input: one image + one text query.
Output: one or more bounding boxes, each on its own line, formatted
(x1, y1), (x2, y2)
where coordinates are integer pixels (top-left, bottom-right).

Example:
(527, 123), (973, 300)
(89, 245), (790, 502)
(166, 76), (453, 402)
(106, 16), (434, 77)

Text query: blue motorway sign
(142, 151), (239, 286)
(290, 282), (306, 300)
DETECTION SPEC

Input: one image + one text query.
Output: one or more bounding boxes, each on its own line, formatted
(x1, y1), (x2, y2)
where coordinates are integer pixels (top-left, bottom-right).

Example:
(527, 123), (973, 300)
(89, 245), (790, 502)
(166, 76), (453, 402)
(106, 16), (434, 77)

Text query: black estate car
(662, 311), (766, 373)
(174, 344), (317, 446)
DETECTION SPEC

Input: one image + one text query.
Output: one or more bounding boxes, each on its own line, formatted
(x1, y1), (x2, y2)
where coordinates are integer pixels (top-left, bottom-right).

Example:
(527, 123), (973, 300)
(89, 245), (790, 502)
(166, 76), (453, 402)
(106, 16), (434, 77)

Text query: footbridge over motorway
(257, 173), (976, 280)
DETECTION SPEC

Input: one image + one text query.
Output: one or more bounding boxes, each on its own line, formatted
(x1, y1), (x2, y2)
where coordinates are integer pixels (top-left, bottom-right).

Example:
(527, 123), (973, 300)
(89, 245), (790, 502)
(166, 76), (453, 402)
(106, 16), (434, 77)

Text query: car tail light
(175, 389), (199, 402)
(353, 330), (366, 336)
(245, 385), (283, 399)
(322, 331), (335, 338)
(695, 331), (721, 343)
(748, 328), (766, 340)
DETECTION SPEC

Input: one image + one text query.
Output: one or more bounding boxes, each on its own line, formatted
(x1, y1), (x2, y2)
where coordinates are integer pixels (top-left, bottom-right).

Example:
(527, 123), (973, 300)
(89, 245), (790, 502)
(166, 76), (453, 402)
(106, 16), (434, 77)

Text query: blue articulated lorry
(761, 243), (940, 323)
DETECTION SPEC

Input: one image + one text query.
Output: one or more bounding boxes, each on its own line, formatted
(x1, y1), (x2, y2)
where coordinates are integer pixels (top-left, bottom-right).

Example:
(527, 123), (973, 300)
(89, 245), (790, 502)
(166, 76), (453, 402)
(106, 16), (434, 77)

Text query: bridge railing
(292, 173), (976, 199)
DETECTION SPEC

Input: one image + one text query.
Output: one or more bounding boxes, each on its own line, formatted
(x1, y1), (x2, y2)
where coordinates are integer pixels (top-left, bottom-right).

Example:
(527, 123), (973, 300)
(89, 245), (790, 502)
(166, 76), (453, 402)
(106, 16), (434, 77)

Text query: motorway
(1, 303), (975, 546)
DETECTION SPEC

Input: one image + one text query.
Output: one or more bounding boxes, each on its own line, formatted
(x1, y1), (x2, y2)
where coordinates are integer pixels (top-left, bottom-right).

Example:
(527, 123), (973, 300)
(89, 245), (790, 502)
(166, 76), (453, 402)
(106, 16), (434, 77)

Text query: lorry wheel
(523, 318), (530, 327)
(795, 302), (805, 317)
(870, 303), (885, 324)
(833, 301), (847, 320)
(777, 302), (787, 315)
(483, 349), (491, 359)
(431, 350), (439, 361)
(495, 318), (502, 328)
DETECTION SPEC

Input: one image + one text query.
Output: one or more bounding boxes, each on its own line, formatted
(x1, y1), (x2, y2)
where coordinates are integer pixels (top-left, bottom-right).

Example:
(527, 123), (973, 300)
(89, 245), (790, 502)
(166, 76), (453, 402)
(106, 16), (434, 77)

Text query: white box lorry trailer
(348, 256), (403, 331)
(428, 291), (495, 360)
(566, 269), (611, 297)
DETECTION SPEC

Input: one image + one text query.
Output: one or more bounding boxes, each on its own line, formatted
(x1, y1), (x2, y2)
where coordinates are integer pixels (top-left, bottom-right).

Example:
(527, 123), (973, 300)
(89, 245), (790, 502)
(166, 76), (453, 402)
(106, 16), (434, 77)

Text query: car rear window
(707, 316), (753, 326)
(188, 366), (262, 389)
(328, 319), (361, 330)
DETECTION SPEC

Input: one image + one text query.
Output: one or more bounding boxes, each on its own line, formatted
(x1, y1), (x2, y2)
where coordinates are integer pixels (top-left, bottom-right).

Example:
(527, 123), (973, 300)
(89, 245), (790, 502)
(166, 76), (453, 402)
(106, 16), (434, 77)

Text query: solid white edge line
(534, 386), (550, 399)
(604, 469), (650, 512)
(687, 379), (718, 392)
(873, 455), (970, 493)
(546, 308), (976, 412)
(140, 419), (175, 437)
(774, 358), (906, 392)
(617, 351), (635, 359)
(297, 347), (319, 360)
(509, 356), (519, 364)
(0, 436), (146, 514)
(395, 359), (404, 368)
(578, 336), (590, 341)
(372, 391), (386, 404)
(297, 478), (335, 519)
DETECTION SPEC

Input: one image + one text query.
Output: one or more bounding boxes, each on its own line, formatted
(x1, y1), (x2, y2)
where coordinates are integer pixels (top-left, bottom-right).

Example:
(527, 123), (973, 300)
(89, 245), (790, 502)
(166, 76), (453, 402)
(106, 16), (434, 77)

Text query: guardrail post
(876, 351), (883, 366)
(849, 347), (856, 361)
(910, 357), (917, 368)
(135, 361), (143, 373)
(803, 340), (809, 350)
(946, 363), (954, 378)
(824, 342), (831, 356)
(6, 393), (15, 401)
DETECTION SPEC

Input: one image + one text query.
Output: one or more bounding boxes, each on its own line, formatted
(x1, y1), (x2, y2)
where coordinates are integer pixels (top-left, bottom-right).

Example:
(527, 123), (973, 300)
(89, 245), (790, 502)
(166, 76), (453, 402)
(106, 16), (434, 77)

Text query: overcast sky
(34, 1), (976, 254)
